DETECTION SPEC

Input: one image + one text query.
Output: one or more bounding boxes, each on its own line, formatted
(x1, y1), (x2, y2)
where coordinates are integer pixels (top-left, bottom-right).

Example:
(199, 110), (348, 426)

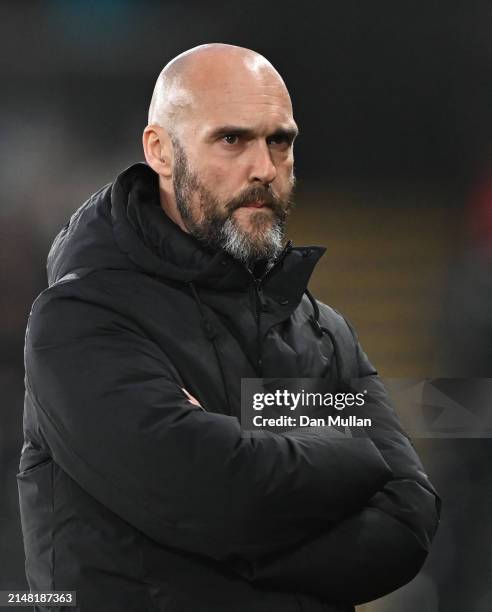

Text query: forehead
(184, 67), (296, 136)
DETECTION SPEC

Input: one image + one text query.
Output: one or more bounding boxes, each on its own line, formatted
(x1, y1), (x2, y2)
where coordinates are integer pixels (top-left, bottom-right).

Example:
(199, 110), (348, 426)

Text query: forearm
(238, 478), (439, 605)
(238, 354), (440, 602)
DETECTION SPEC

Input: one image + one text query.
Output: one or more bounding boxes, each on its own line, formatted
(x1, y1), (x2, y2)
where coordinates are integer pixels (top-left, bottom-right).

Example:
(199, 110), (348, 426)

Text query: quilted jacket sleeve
(237, 341), (440, 605)
(24, 284), (393, 563)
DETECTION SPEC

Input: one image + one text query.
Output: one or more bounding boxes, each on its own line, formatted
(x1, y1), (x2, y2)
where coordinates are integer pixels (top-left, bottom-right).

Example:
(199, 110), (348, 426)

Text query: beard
(171, 138), (295, 265)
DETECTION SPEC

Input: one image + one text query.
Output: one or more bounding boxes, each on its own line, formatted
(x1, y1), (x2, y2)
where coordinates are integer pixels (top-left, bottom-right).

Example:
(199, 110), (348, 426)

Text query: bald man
(20, 44), (439, 612)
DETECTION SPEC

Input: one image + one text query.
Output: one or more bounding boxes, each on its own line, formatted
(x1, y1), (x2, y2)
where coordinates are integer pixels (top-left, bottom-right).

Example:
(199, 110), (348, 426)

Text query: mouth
(241, 201), (266, 209)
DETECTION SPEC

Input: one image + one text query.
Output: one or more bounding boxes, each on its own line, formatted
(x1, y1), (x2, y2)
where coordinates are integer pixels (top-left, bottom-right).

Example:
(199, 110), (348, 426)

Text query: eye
(223, 134), (239, 145)
(267, 135), (291, 150)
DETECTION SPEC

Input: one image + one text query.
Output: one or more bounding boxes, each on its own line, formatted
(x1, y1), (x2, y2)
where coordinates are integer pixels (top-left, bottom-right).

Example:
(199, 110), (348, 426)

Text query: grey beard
(218, 215), (284, 265)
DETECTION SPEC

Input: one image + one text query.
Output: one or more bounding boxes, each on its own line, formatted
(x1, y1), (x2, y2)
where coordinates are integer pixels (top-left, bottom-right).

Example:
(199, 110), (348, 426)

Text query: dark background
(2, 1), (492, 610)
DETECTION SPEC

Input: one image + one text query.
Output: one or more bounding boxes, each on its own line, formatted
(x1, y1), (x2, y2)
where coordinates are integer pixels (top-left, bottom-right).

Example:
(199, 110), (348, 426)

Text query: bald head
(148, 44), (291, 137)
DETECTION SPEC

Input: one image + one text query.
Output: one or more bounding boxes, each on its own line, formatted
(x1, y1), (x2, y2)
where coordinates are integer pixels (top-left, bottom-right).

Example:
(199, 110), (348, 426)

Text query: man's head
(143, 44), (298, 265)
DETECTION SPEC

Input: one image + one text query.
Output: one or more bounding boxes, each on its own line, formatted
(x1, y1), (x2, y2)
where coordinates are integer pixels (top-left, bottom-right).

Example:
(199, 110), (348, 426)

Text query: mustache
(226, 186), (288, 215)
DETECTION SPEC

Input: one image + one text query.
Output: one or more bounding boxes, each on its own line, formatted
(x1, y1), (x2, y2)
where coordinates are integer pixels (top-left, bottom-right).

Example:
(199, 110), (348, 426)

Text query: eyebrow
(207, 125), (299, 142)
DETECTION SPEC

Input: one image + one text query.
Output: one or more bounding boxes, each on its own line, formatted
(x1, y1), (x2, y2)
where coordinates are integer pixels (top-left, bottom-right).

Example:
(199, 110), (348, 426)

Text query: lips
(243, 201), (265, 208)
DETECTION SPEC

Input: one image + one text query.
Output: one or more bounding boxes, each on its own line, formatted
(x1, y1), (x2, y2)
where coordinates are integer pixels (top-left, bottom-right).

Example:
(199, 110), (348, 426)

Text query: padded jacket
(19, 163), (440, 611)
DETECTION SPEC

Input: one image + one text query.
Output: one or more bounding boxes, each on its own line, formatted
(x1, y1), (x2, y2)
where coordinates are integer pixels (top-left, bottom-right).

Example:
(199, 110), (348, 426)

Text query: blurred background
(2, 1), (492, 610)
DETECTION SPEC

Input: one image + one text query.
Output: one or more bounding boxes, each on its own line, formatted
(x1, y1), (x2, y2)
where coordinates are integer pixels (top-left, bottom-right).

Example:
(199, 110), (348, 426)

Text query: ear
(142, 124), (173, 178)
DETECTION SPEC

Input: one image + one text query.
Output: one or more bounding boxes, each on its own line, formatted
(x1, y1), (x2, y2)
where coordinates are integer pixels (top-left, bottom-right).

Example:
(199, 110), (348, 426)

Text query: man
(19, 44), (440, 611)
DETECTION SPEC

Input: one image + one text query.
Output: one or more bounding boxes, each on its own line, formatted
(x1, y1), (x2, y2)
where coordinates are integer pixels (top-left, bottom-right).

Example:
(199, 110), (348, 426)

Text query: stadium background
(2, 1), (492, 609)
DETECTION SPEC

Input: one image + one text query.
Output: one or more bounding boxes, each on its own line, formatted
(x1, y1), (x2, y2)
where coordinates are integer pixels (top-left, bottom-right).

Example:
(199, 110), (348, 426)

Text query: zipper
(254, 277), (263, 375)
(250, 240), (293, 376)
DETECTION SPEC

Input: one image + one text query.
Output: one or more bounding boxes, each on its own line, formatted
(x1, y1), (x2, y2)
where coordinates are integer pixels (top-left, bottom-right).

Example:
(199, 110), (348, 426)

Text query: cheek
(207, 166), (229, 184)
(275, 161), (295, 193)
(202, 164), (241, 198)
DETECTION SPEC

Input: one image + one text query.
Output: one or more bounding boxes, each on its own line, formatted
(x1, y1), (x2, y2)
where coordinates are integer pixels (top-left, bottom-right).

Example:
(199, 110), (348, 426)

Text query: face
(171, 66), (298, 264)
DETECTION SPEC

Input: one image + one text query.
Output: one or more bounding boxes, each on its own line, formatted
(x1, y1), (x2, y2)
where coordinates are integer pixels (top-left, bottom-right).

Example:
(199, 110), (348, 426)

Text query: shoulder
(26, 269), (142, 350)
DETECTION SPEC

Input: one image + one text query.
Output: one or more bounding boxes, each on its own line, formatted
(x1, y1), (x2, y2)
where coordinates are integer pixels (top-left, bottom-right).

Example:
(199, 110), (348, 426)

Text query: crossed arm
(25, 290), (439, 606)
(234, 375), (440, 604)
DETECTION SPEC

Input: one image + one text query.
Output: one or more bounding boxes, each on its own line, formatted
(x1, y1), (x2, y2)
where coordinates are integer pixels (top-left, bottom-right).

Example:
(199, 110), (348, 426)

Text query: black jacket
(19, 163), (440, 611)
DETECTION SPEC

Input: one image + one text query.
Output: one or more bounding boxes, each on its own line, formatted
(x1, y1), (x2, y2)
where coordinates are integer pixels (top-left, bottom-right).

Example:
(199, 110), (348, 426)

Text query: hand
(181, 387), (202, 409)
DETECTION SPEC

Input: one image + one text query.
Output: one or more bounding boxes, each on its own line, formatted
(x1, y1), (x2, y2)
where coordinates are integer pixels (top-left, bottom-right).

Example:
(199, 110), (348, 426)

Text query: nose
(248, 140), (277, 185)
